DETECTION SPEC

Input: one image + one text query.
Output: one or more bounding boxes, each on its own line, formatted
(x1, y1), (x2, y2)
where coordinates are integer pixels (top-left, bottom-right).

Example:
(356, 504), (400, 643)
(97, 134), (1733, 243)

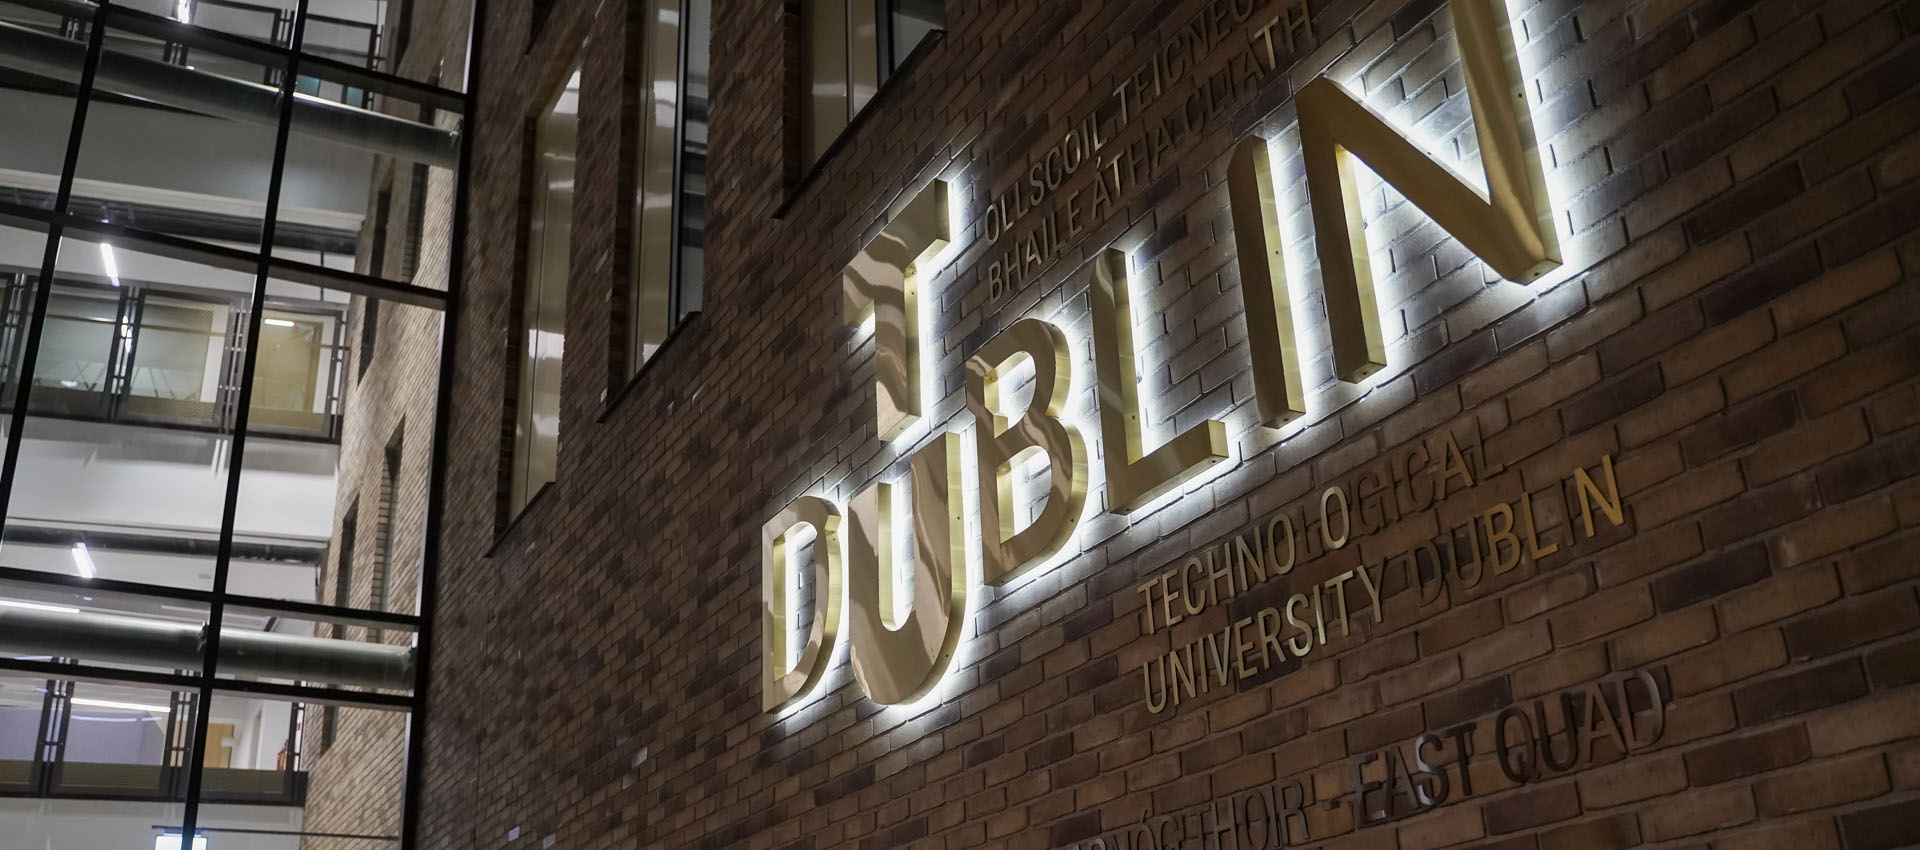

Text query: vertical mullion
(179, 0), (313, 840)
(666, 0), (689, 325)
(400, 0), (483, 842)
(0, 0), (114, 525)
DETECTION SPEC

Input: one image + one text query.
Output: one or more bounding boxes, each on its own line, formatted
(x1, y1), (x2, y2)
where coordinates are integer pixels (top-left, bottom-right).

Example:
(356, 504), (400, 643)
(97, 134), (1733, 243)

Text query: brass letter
(761, 496), (844, 711)
(1573, 453), (1625, 538)
(844, 180), (951, 440)
(1228, 137), (1307, 426)
(1295, 0), (1560, 381)
(846, 432), (970, 705)
(1090, 249), (1230, 510)
(969, 318), (1090, 585)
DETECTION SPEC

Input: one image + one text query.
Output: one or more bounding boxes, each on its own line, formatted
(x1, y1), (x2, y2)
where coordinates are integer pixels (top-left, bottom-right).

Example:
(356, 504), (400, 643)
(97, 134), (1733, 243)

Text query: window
(358, 297), (380, 378)
(404, 162), (431, 279)
(798, 0), (944, 167)
(333, 511), (357, 619)
(392, 0), (416, 63)
(507, 68), (579, 520)
(360, 187), (391, 380)
(373, 438), (398, 614)
(624, 0), (708, 376)
(369, 187), (393, 279)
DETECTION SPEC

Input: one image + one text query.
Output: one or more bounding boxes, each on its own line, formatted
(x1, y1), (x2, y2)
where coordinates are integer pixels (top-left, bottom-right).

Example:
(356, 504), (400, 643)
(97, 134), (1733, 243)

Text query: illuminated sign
(763, 0), (1563, 713)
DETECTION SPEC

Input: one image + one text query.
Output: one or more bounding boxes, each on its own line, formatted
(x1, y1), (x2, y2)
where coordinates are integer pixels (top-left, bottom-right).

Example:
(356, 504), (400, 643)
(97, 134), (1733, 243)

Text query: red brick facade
(423, 1), (1920, 849)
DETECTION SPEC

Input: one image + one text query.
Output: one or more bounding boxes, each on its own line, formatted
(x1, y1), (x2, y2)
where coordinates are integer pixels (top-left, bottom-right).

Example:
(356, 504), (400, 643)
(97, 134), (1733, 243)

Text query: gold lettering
(1573, 453), (1625, 538)
(1089, 249), (1230, 510)
(842, 180), (949, 440)
(760, 497), (844, 711)
(1295, 0), (1560, 381)
(1520, 491), (1560, 559)
(1484, 502), (1521, 574)
(1320, 485), (1351, 549)
(845, 433), (970, 705)
(1228, 137), (1307, 427)
(1284, 593), (1312, 656)
(969, 319), (1089, 585)
(1268, 512), (1296, 575)
(1326, 570), (1355, 637)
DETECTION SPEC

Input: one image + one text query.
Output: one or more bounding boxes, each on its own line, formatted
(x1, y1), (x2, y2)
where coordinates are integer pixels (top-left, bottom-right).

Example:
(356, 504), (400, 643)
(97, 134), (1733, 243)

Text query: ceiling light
(71, 543), (96, 579)
(0, 599), (81, 614)
(264, 318), (296, 328)
(73, 697), (170, 713)
(98, 243), (120, 287)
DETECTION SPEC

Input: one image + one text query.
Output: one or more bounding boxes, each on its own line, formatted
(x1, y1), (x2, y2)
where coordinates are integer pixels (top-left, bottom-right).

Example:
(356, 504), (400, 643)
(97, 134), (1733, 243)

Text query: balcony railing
(0, 272), (346, 441)
(0, 672), (310, 805)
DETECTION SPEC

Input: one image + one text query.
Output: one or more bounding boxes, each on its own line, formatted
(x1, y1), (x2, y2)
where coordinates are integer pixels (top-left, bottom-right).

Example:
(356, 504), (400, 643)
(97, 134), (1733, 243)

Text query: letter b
(968, 318), (1088, 586)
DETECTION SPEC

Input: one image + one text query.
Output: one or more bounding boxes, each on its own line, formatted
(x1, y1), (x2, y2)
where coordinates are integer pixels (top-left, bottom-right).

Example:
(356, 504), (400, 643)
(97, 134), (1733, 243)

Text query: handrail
(3, 0), (466, 109)
(0, 16), (460, 166)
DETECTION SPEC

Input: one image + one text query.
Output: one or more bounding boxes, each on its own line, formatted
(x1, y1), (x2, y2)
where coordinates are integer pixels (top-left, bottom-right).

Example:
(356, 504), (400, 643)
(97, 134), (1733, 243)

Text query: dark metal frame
(0, 0), (474, 842)
(0, 274), (350, 439)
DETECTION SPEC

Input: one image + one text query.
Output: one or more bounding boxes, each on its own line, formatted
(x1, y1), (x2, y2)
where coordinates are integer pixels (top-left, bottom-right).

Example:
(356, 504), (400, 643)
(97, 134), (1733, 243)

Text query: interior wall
(5, 419), (338, 543)
(0, 799), (304, 850)
(0, 88), (375, 221)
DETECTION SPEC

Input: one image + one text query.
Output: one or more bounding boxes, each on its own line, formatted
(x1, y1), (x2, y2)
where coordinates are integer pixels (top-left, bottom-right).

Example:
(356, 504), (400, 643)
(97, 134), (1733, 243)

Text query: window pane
(26, 282), (119, 419)
(0, 223), (53, 408)
(627, 0), (704, 378)
(273, 66), (461, 290)
(0, 799), (198, 850)
(678, 0), (708, 324)
(887, 0), (943, 73)
(0, 579), (211, 674)
(70, 15), (286, 250)
(0, 671), (47, 793)
(56, 680), (184, 796)
(0, 0), (91, 212)
(301, 0), (471, 93)
(0, 236), (258, 593)
(300, 2), (381, 71)
(189, 694), (303, 804)
(510, 70), (576, 518)
(187, 0), (295, 48)
(124, 293), (234, 428)
(210, 603), (415, 695)
(802, 0), (852, 166)
(232, 281), (437, 611)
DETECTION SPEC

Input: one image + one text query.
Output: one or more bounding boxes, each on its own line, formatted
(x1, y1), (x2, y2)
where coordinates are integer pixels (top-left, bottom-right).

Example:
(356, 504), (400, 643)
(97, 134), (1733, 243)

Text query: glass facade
(507, 68), (575, 520)
(624, 0), (705, 375)
(798, 0), (943, 167)
(0, 0), (467, 844)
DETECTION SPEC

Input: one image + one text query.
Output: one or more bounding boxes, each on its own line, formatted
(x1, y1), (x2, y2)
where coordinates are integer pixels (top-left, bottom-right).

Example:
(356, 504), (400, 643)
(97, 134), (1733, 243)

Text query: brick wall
(425, 0), (1920, 849)
(298, 0), (471, 839)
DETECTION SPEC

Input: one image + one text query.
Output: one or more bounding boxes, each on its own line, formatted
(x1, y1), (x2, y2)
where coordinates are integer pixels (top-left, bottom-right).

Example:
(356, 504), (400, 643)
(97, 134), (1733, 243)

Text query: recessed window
(799, 0), (944, 167)
(506, 68), (579, 520)
(624, 0), (709, 377)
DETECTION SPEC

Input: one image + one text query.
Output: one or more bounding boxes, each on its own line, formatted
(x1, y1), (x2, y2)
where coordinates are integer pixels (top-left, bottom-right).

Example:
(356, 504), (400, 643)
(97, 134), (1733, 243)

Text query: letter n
(1296, 0), (1560, 382)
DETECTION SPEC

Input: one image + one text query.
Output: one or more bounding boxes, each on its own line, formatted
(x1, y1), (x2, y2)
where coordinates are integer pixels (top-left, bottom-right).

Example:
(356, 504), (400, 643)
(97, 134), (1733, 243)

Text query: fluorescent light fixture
(172, 0), (191, 22)
(73, 697), (171, 713)
(97, 242), (120, 287)
(70, 543), (96, 579)
(156, 835), (207, 850)
(263, 318), (296, 328)
(0, 599), (81, 614)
